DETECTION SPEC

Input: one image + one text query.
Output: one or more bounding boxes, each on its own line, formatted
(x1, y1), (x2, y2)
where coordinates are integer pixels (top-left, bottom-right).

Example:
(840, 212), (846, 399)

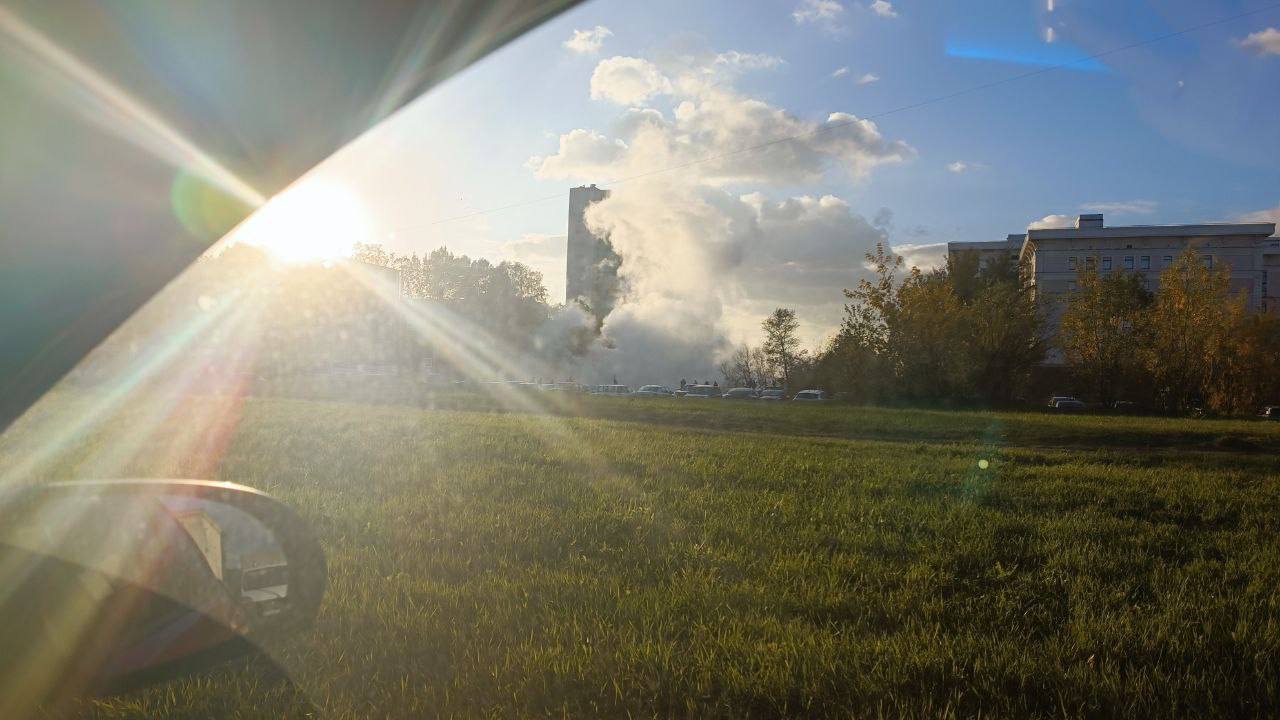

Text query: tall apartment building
(565, 184), (620, 320)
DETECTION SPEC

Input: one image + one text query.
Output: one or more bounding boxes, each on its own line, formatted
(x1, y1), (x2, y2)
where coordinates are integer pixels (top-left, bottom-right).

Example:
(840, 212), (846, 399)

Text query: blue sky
(312, 0), (1280, 346)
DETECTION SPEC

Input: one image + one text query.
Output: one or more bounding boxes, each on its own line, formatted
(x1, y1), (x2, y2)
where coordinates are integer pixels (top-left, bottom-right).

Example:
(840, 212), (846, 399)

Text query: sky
(298, 0), (1280, 351)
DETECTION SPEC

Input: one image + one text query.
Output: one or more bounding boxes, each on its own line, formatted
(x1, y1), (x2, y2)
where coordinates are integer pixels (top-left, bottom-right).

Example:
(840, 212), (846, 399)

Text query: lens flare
(228, 181), (373, 264)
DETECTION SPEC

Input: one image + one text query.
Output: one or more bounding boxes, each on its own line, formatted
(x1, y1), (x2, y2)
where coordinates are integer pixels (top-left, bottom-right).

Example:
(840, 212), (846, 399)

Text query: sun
(228, 180), (373, 263)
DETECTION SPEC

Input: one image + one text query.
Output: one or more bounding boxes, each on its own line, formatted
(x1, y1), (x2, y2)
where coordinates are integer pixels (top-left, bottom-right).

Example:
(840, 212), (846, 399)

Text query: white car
(631, 385), (673, 397)
(792, 390), (827, 402)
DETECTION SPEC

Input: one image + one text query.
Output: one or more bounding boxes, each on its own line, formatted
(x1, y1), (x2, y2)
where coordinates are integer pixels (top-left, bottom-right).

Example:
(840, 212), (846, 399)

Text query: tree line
(726, 245), (1280, 414)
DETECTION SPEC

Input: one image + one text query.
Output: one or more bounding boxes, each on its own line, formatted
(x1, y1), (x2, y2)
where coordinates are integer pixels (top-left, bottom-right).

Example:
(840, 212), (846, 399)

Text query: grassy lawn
(7, 393), (1280, 718)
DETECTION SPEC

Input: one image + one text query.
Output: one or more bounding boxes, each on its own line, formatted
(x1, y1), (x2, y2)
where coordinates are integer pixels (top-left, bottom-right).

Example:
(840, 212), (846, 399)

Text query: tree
(962, 278), (1045, 403)
(831, 243), (1043, 405)
(1143, 249), (1241, 413)
(1058, 265), (1151, 405)
(1208, 312), (1280, 414)
(719, 345), (772, 388)
(761, 308), (805, 389)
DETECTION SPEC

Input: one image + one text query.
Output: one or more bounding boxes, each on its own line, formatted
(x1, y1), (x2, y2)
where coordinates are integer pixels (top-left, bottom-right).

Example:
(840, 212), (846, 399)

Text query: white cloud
(1239, 204), (1280, 234)
(831, 66), (850, 78)
(890, 242), (947, 271)
(562, 26), (613, 55)
(526, 129), (627, 180)
(947, 160), (987, 174)
(1239, 27), (1280, 56)
(1080, 200), (1157, 215)
(589, 56), (672, 105)
(713, 51), (784, 71)
(536, 84), (914, 185)
(856, 72), (879, 85)
(793, 0), (845, 32)
(1028, 214), (1074, 230)
(869, 0), (897, 19)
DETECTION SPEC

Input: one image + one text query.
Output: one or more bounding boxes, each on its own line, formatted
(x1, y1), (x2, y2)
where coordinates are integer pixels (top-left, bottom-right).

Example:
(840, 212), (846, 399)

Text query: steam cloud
(528, 48), (915, 383)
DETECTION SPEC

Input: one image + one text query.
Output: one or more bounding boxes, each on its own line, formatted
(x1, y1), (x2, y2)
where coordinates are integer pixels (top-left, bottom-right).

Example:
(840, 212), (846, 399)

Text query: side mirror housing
(0, 480), (325, 714)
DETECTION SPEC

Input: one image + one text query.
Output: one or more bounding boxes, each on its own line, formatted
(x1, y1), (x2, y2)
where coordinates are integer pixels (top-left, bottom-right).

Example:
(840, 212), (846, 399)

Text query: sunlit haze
(228, 181), (373, 264)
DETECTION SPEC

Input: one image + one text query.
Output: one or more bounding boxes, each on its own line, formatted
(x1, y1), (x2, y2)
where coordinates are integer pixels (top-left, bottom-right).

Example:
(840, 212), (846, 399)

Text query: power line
(386, 2), (1280, 234)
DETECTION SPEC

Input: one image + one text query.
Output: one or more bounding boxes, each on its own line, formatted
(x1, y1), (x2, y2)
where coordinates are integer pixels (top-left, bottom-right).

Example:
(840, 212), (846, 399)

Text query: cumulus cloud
(590, 56), (672, 105)
(832, 66), (850, 78)
(793, 0), (845, 31)
(562, 26), (612, 54)
(1028, 214), (1075, 229)
(869, 0), (897, 18)
(535, 83), (914, 185)
(526, 129), (626, 180)
(1239, 27), (1280, 56)
(856, 72), (879, 85)
(1080, 200), (1157, 215)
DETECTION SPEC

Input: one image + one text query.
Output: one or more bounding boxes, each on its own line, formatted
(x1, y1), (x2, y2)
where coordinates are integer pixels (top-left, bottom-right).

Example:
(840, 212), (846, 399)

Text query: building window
(1140, 256), (1150, 270)
(1068, 256), (1077, 270)
(1068, 281), (1077, 292)
(1085, 256), (1096, 269)
(1102, 257), (1112, 271)
(1163, 256), (1173, 267)
(1202, 255), (1213, 269)
(1124, 256), (1134, 270)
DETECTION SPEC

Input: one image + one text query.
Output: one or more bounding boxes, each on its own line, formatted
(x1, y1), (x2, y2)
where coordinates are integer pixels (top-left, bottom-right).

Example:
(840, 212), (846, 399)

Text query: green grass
(7, 393), (1280, 718)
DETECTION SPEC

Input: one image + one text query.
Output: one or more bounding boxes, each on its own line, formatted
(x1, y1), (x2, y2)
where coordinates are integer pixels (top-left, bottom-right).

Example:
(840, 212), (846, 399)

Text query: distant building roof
(1027, 220), (1276, 241)
(947, 236), (1022, 253)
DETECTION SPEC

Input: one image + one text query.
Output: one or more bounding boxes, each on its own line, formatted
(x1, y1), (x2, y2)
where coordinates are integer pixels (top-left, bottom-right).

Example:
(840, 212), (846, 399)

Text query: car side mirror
(0, 480), (325, 716)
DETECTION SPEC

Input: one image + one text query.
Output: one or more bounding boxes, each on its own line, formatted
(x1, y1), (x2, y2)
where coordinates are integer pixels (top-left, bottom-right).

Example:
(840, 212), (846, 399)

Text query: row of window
(1068, 278), (1153, 292)
(1066, 255), (1213, 271)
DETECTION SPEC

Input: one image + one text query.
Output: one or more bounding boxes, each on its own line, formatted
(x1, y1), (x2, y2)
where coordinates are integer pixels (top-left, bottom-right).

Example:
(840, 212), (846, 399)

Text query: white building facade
(1019, 214), (1279, 312)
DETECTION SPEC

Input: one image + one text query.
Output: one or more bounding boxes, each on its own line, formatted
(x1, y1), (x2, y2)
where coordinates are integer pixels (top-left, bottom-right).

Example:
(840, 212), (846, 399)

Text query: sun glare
(229, 180), (372, 263)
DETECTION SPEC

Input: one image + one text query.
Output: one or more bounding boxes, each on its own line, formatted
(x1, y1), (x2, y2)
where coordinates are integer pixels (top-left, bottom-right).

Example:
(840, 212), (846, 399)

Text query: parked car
(1052, 398), (1086, 411)
(757, 388), (786, 401)
(1259, 405), (1280, 421)
(632, 385), (674, 397)
(792, 390), (827, 402)
(591, 385), (632, 396)
(723, 387), (757, 400)
(681, 385), (723, 398)
(1047, 395), (1078, 408)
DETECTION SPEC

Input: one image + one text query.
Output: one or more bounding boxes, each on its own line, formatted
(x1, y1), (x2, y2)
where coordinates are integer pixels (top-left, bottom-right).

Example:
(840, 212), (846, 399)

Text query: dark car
(722, 387), (757, 399)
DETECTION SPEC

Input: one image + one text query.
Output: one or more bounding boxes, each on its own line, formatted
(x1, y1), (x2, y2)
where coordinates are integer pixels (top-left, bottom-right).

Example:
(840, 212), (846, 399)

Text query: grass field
(6, 392), (1280, 718)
